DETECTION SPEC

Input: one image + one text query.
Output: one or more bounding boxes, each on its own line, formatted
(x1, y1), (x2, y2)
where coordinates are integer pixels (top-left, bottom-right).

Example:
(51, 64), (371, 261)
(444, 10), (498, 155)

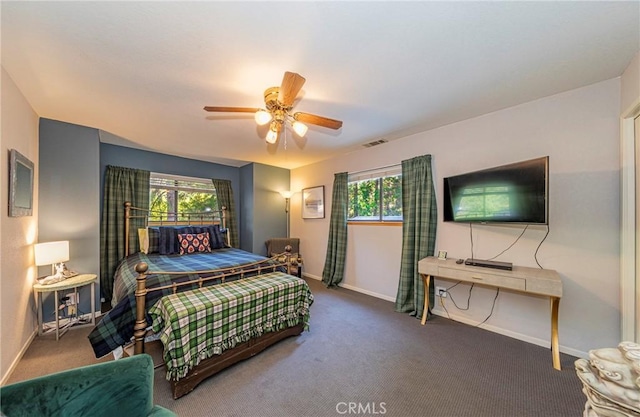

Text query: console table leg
(550, 296), (561, 370)
(36, 292), (43, 336)
(421, 274), (431, 325)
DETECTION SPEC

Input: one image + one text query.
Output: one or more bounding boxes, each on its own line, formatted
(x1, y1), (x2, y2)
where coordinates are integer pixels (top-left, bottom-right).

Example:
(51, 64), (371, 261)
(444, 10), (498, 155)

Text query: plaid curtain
(322, 172), (348, 287)
(395, 155), (437, 319)
(212, 179), (239, 248)
(100, 166), (150, 304)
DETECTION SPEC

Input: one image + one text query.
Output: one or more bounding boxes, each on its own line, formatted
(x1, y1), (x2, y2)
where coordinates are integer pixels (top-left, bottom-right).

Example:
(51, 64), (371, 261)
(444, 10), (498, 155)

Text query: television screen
(443, 156), (549, 224)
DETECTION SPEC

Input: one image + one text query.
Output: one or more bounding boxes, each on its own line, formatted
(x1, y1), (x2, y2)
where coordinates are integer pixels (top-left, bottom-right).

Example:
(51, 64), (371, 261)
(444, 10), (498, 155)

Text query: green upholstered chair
(0, 354), (175, 417)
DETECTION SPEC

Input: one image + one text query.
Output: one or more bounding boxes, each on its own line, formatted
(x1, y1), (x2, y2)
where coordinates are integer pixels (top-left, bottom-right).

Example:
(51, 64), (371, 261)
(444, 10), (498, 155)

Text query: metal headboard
(123, 201), (228, 256)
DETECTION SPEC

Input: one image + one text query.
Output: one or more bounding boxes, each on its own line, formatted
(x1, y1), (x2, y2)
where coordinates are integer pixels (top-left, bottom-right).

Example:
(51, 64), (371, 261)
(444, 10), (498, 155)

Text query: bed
(88, 203), (312, 398)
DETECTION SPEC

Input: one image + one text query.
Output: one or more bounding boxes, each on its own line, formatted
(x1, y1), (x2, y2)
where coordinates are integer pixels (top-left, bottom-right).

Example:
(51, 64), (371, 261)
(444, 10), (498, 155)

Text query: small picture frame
(437, 250), (447, 260)
(302, 186), (325, 219)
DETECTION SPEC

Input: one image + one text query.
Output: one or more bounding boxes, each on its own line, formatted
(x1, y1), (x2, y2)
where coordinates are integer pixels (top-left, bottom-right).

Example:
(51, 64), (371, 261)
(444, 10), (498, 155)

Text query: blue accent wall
(252, 163), (289, 255)
(239, 164), (254, 253)
(39, 119), (100, 322)
(239, 163), (289, 255)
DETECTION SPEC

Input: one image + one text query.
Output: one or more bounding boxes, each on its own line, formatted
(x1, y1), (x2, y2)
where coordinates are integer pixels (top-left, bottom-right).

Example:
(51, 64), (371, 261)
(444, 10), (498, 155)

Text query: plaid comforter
(88, 248), (284, 358)
(149, 271), (313, 381)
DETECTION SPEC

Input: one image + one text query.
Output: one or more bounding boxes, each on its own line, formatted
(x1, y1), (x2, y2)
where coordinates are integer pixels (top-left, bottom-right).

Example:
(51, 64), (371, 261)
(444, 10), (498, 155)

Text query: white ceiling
(2, 1), (638, 169)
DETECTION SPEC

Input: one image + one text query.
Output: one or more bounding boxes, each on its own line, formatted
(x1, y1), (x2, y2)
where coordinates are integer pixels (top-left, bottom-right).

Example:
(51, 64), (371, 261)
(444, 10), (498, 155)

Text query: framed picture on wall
(302, 186), (325, 219)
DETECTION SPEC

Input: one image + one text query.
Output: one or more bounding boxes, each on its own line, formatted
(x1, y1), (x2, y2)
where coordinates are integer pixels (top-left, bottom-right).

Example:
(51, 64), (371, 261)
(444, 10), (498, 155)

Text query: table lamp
(34, 241), (69, 284)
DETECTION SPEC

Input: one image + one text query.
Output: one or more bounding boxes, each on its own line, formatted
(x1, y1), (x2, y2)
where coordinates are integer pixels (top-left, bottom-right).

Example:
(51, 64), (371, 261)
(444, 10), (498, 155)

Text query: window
(149, 173), (218, 223)
(348, 165), (402, 222)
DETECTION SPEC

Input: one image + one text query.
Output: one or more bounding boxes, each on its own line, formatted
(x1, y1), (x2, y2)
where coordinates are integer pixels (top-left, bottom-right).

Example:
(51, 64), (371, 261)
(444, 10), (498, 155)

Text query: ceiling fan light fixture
(266, 128), (278, 144)
(254, 109), (272, 126)
(292, 120), (308, 137)
(204, 72), (343, 146)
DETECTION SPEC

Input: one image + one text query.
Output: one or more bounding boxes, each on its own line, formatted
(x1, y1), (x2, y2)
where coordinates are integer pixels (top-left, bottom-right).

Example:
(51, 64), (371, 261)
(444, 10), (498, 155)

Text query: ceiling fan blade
(203, 106), (261, 113)
(278, 72), (306, 107)
(294, 112), (343, 130)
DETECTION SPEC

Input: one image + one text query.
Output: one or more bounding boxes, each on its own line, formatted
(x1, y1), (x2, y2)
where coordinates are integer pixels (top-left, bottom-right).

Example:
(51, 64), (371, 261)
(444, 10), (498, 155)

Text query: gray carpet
(7, 278), (586, 417)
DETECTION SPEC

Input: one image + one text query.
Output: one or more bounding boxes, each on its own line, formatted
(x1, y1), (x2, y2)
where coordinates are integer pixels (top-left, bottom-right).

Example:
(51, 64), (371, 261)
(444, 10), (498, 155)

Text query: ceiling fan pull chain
(284, 126), (288, 151)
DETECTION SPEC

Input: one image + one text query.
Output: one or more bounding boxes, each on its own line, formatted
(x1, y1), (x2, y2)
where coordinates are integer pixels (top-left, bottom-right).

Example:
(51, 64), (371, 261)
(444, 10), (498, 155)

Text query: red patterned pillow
(178, 232), (212, 255)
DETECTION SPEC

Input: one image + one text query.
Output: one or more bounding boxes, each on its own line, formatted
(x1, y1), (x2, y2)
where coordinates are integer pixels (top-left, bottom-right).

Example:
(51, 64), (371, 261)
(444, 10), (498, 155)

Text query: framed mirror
(9, 149), (34, 217)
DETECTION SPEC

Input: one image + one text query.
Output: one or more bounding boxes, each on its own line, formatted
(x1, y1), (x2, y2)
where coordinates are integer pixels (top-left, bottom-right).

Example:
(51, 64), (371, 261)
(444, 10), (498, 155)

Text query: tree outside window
(149, 173), (218, 223)
(348, 167), (402, 222)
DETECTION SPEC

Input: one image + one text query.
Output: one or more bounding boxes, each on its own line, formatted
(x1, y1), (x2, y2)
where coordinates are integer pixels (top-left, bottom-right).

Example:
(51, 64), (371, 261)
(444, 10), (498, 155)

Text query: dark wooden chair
(265, 238), (303, 277)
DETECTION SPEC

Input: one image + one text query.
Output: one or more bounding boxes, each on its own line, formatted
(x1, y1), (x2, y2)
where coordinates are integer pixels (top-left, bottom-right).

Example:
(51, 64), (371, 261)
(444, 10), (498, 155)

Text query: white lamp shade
(266, 129), (278, 144)
(34, 241), (69, 266)
(254, 110), (272, 126)
(279, 190), (293, 199)
(292, 121), (308, 137)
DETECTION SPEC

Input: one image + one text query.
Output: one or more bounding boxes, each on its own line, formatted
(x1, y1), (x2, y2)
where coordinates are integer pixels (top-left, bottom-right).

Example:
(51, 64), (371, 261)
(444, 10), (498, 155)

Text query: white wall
(1, 67), (39, 383)
(621, 51), (639, 113)
(291, 78), (621, 356)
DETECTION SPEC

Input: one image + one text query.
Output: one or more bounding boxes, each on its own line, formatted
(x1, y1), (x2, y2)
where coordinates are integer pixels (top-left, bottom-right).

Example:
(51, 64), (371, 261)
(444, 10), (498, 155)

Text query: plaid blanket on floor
(149, 271), (313, 381)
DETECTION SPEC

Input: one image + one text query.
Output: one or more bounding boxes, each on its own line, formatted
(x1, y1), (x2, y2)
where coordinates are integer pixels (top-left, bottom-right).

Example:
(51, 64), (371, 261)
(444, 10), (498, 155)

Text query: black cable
(438, 285), (500, 328)
(487, 225), (529, 260)
(474, 288), (500, 327)
(447, 283), (474, 311)
(439, 283), (463, 319)
(534, 225), (550, 268)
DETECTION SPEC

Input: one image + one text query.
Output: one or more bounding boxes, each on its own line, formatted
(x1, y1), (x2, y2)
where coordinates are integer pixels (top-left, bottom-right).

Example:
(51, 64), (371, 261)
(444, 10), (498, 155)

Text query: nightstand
(33, 273), (97, 340)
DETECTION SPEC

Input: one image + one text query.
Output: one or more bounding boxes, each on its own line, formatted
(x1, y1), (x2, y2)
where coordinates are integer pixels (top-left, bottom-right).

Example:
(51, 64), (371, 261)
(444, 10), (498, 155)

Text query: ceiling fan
(204, 71), (343, 144)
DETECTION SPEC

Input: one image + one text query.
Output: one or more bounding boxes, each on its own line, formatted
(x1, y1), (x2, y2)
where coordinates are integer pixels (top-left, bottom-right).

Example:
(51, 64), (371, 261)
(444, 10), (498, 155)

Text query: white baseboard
(1, 328), (37, 386)
(303, 272), (321, 281)
(337, 283), (396, 302)
(430, 308), (588, 359)
(302, 273), (396, 302)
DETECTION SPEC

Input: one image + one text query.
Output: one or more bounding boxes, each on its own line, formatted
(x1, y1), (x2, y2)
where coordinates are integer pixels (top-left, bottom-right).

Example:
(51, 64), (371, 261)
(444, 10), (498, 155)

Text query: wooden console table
(418, 257), (563, 370)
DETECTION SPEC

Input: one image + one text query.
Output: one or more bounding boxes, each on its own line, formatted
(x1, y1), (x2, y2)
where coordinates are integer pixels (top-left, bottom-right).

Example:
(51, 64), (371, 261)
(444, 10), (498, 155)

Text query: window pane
(382, 175), (402, 220)
(348, 165), (403, 222)
(177, 191), (218, 213)
(348, 183), (357, 219)
(149, 173), (218, 222)
(348, 179), (380, 220)
(149, 189), (169, 221)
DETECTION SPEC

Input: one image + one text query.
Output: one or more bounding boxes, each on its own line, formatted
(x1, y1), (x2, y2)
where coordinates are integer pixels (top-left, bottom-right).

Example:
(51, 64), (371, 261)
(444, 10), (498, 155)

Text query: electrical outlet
(66, 293), (78, 305)
(436, 286), (447, 298)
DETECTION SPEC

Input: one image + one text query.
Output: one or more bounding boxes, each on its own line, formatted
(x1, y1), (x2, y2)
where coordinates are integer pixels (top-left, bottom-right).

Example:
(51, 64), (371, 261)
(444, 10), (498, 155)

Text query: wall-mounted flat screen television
(443, 156), (549, 224)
